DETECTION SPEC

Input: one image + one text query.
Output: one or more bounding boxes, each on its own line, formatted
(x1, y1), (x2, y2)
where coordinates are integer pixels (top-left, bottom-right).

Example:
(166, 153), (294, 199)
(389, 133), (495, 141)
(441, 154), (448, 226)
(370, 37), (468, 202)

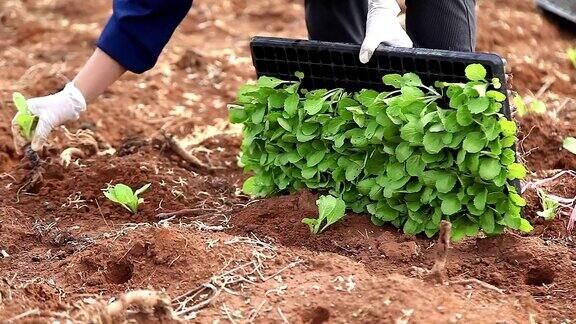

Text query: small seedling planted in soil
(512, 95), (546, 117)
(103, 183), (151, 214)
(537, 189), (560, 221)
(302, 195), (346, 234)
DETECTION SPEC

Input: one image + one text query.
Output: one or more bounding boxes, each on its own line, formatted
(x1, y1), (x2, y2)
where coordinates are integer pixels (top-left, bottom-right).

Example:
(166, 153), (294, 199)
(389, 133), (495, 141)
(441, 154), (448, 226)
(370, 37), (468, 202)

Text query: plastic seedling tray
(250, 36), (511, 118)
(249, 36), (521, 192)
(536, 0), (576, 25)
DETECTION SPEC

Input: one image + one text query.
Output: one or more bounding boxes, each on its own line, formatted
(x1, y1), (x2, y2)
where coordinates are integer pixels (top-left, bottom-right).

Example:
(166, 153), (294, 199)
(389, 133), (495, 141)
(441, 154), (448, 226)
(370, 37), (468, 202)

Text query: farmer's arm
(12, 0), (193, 152)
(78, 0), (194, 100)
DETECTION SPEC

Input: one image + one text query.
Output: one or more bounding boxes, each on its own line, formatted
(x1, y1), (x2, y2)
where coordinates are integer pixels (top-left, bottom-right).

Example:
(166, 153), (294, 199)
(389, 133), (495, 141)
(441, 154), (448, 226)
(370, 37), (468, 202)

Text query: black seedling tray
(536, 0), (576, 24)
(250, 36), (512, 119)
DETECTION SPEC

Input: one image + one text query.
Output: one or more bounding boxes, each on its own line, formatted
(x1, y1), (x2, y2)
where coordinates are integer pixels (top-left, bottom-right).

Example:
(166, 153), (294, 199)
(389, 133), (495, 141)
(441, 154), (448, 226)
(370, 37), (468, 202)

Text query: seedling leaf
(465, 64), (487, 81)
(12, 92), (38, 140)
(302, 195), (346, 234)
(103, 183), (151, 214)
(563, 137), (576, 155)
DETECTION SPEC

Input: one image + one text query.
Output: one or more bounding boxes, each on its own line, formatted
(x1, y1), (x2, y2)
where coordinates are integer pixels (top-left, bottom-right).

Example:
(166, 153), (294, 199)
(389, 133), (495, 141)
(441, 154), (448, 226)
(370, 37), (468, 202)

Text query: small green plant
(567, 48), (576, 69)
(103, 183), (151, 214)
(512, 95), (546, 117)
(12, 92), (38, 140)
(536, 189), (560, 221)
(302, 195), (346, 234)
(563, 137), (576, 155)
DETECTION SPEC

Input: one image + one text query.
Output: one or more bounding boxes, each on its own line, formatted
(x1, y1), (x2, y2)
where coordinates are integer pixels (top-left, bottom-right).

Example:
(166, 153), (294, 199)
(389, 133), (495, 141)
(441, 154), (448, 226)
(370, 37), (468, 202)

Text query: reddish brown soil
(518, 113), (576, 171)
(1, 0), (576, 323)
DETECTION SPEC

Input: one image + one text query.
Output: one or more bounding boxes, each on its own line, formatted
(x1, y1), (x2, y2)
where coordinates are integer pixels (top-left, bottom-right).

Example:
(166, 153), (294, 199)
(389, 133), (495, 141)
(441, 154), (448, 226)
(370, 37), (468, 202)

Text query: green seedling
(568, 48), (576, 69)
(536, 189), (560, 221)
(302, 195), (346, 234)
(513, 95), (546, 117)
(103, 183), (151, 214)
(563, 137), (576, 155)
(12, 92), (38, 140)
(231, 65), (530, 240)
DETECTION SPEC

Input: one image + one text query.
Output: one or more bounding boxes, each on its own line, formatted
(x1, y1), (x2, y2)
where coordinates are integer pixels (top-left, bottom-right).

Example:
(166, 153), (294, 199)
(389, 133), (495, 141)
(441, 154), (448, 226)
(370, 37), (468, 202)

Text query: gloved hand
(359, 0), (413, 64)
(12, 82), (86, 153)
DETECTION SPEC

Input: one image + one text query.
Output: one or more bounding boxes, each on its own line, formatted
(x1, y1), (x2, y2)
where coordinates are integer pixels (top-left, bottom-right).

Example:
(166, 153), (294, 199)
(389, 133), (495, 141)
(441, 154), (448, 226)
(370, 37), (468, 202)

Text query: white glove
(359, 0), (413, 64)
(12, 82), (86, 152)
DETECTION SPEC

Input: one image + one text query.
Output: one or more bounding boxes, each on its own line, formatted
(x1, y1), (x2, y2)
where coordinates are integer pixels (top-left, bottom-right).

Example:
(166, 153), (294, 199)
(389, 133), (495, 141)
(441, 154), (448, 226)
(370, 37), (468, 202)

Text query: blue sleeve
(96, 0), (193, 74)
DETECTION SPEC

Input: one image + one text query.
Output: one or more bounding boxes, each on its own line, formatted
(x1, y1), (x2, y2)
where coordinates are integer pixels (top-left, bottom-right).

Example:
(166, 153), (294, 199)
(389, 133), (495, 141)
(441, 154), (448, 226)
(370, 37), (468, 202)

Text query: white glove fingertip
(359, 38), (381, 64)
(359, 48), (373, 64)
(31, 137), (46, 152)
(11, 120), (27, 155)
(31, 122), (51, 152)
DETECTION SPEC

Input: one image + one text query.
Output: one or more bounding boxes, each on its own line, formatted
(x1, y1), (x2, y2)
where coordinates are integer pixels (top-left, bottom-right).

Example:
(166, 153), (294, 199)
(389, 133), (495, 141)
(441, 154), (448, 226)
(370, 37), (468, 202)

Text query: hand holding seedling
(11, 83), (86, 153)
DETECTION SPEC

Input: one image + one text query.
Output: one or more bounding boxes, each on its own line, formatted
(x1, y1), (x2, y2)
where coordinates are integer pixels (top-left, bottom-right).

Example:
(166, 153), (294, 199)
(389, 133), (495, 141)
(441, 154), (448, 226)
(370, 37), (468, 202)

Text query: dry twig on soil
(171, 235), (302, 320)
(156, 208), (219, 219)
(73, 290), (177, 323)
(160, 129), (223, 171)
(427, 220), (451, 284)
(449, 278), (505, 294)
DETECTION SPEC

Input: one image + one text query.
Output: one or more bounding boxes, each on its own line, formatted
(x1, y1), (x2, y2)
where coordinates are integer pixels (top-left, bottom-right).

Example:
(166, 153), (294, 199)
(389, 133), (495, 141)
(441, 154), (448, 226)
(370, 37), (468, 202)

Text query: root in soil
(16, 145), (44, 197)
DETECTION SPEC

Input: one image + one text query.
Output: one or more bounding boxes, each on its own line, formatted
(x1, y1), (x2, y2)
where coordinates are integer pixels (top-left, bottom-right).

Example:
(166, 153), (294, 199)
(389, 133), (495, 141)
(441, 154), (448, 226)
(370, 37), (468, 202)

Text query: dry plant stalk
(427, 220), (451, 284)
(160, 129), (219, 171)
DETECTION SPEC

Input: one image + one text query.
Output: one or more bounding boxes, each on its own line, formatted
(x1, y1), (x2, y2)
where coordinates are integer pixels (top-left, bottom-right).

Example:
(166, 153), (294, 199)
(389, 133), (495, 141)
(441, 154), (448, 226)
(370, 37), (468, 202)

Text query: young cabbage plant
(536, 189), (560, 221)
(302, 195), (346, 234)
(103, 183), (151, 214)
(12, 92), (38, 140)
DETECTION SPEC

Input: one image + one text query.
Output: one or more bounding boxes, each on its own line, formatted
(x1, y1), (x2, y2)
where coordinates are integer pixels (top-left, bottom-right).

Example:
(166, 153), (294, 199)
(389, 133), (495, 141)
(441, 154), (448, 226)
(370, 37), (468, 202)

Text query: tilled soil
(0, 0), (575, 323)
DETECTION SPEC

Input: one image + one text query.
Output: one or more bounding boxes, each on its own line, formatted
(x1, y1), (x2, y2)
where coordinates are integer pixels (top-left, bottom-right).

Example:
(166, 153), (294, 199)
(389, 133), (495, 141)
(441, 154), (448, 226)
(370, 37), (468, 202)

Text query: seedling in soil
(512, 95), (546, 117)
(231, 64), (531, 240)
(12, 92), (38, 140)
(537, 189), (560, 221)
(568, 48), (576, 69)
(302, 195), (346, 234)
(562, 137), (576, 155)
(103, 183), (151, 214)
(12, 92), (41, 168)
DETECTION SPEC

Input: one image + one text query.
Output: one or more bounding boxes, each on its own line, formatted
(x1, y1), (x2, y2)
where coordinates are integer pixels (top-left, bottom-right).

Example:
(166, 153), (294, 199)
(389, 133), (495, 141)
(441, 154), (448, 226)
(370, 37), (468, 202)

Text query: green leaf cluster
(231, 65), (531, 240)
(103, 183), (151, 214)
(12, 92), (38, 140)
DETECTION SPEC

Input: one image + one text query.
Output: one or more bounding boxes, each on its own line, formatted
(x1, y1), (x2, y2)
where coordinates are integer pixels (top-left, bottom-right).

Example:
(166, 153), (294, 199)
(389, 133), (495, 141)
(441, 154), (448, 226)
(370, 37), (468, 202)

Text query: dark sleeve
(96, 0), (193, 74)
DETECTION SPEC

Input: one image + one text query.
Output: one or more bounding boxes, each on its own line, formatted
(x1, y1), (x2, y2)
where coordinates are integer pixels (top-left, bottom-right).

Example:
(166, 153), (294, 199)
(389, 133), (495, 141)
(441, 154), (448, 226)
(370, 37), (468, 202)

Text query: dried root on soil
(424, 221), (506, 294)
(171, 235), (302, 321)
(73, 290), (176, 324)
(161, 129), (223, 171)
(16, 145), (44, 197)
